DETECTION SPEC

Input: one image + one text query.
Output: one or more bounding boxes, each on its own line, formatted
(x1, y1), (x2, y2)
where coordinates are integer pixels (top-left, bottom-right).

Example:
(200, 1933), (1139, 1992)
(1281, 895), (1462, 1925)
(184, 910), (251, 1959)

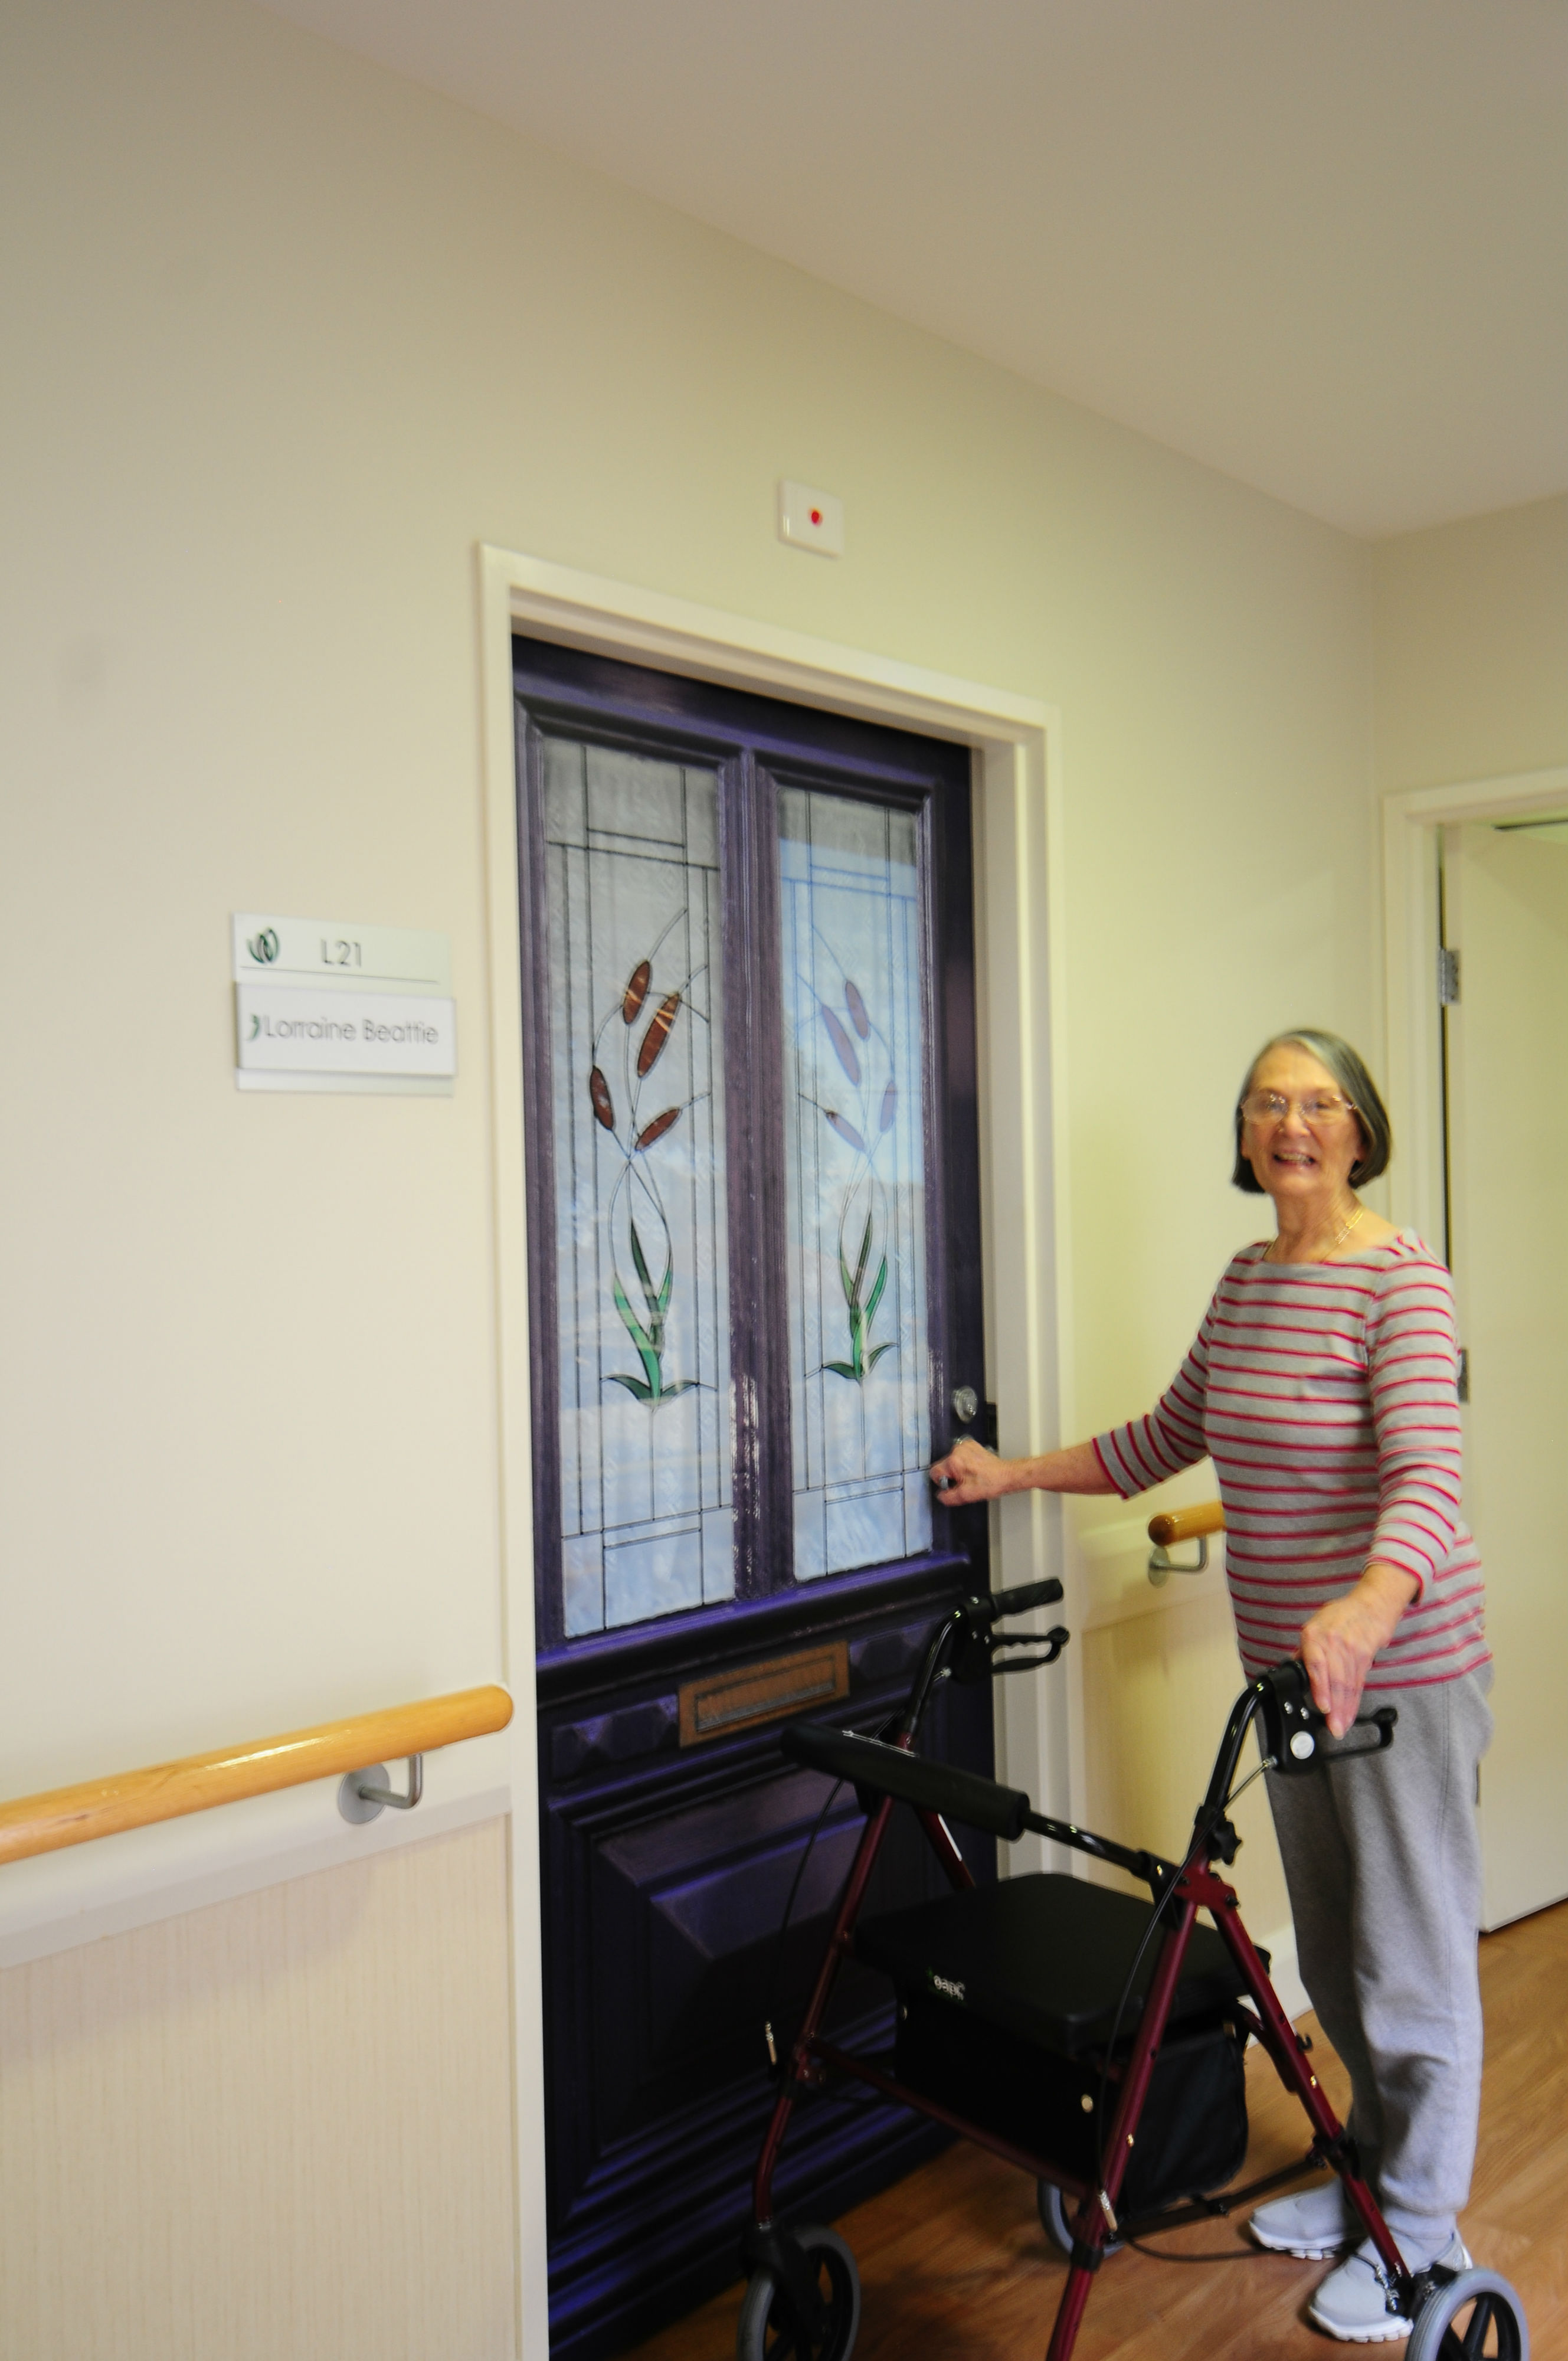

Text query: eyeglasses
(1241, 1090), (1358, 1127)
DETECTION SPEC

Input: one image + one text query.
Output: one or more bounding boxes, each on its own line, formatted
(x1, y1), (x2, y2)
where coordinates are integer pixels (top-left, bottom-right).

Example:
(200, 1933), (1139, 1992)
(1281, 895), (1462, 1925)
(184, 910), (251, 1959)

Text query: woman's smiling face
(1240, 1041), (1366, 1208)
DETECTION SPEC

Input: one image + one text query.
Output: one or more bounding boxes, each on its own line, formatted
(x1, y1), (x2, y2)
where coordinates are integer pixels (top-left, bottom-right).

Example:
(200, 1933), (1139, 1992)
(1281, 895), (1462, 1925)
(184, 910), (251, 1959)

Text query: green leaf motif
(610, 1232), (687, 1404)
(607, 1372), (698, 1404)
(628, 1219), (656, 1303)
(827, 1242), (893, 1384)
(852, 1212), (874, 1300)
(612, 1271), (653, 1353)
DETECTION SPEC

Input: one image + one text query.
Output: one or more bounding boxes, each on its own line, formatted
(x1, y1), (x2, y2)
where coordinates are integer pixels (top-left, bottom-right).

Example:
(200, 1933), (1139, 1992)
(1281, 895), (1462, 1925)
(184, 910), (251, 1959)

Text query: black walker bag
(858, 1872), (1256, 2216)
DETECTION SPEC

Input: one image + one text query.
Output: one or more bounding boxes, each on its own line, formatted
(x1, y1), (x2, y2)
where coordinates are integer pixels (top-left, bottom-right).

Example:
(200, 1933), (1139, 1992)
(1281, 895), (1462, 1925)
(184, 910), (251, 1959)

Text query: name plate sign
(233, 914), (450, 993)
(237, 986), (457, 1078)
(232, 914), (455, 1095)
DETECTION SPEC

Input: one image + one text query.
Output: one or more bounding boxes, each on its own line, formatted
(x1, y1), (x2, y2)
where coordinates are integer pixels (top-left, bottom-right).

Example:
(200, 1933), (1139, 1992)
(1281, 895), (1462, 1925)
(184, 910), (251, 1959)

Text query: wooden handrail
(1147, 1500), (1226, 1549)
(0, 1684), (513, 1869)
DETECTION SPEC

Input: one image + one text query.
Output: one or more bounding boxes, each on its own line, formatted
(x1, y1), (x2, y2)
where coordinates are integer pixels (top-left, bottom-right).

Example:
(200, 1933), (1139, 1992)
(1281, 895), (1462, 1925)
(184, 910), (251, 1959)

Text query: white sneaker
(1248, 2178), (1356, 2260)
(1307, 2233), (1472, 2345)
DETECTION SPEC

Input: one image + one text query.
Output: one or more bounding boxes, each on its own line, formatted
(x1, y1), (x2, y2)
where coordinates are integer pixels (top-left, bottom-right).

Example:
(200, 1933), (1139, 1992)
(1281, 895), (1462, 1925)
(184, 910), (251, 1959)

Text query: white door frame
(475, 544), (1077, 2354)
(1382, 765), (1568, 1243)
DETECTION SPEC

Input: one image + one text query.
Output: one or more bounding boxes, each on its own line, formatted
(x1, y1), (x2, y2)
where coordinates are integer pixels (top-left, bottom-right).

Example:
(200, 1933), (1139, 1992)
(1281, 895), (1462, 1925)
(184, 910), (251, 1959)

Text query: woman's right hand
(929, 1437), (1014, 1505)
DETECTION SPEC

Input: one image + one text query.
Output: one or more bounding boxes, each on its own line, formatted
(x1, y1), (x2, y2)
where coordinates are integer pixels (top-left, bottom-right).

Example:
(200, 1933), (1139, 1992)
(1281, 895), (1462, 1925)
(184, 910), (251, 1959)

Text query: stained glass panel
(778, 787), (932, 1580)
(542, 734), (731, 1635)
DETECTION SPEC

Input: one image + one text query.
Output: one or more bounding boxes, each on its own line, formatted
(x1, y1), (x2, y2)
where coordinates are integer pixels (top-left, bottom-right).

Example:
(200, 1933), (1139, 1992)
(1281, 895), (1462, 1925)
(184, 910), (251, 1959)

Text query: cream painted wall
(1373, 495), (1568, 790)
(0, 0), (1392, 2344)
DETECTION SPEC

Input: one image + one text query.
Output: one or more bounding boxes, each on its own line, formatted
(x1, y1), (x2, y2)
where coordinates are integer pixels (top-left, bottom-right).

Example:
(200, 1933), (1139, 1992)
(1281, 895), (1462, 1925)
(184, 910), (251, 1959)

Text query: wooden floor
(622, 1898), (1568, 2360)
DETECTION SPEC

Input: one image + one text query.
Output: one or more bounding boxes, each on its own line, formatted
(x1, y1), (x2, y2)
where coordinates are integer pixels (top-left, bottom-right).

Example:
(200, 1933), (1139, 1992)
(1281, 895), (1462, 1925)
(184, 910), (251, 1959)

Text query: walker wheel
(1406, 2267), (1528, 2361)
(736, 2224), (860, 2360)
(1037, 2180), (1122, 2259)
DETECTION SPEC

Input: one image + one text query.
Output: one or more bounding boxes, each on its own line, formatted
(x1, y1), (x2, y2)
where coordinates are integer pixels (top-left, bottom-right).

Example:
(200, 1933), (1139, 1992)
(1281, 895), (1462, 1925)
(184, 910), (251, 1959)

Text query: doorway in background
(1440, 815), (1568, 1929)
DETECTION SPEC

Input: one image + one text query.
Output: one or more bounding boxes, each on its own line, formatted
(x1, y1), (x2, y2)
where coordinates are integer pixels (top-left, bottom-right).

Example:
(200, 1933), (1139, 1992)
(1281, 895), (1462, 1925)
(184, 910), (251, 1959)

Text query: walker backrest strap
(781, 1723), (1032, 1842)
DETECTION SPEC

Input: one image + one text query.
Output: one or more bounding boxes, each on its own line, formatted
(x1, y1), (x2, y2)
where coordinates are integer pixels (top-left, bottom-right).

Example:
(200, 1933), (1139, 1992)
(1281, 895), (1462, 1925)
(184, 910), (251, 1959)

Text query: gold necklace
(1268, 1201), (1365, 1264)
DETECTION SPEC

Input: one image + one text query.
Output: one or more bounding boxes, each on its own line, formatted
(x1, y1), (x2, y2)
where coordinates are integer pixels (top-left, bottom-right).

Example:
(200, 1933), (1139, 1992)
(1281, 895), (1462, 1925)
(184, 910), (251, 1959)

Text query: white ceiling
(263, 0), (1568, 537)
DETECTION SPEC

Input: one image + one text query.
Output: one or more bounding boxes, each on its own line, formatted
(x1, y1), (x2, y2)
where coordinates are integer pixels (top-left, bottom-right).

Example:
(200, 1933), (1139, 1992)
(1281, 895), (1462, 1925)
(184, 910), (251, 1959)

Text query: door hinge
(1457, 1346), (1470, 1404)
(1437, 946), (1460, 1006)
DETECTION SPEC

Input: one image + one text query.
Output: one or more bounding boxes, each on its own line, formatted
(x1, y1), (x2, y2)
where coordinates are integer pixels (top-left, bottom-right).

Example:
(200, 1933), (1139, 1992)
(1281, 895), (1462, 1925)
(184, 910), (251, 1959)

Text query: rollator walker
(737, 1526), (1528, 2361)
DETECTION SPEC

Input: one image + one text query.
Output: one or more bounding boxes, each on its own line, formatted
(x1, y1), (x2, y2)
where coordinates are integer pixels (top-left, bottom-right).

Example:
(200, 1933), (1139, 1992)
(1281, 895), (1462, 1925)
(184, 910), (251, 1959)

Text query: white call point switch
(778, 479), (844, 558)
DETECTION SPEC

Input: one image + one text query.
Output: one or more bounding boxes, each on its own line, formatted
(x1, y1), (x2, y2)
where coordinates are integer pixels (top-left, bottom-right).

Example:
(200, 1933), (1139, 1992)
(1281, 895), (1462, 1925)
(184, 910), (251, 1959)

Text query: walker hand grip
(969, 1577), (1065, 1624)
(1320, 1706), (1398, 1762)
(1258, 1660), (1399, 1774)
(781, 1724), (1032, 1843)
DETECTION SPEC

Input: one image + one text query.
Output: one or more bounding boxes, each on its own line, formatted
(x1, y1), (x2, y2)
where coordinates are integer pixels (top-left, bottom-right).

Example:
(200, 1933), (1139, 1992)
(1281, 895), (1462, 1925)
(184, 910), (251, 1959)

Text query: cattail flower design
(587, 927), (705, 1407)
(826, 1111), (867, 1155)
(637, 992), (682, 1077)
(622, 960), (652, 1023)
(635, 1107), (682, 1150)
(811, 977), (898, 1385)
(820, 1004), (861, 1087)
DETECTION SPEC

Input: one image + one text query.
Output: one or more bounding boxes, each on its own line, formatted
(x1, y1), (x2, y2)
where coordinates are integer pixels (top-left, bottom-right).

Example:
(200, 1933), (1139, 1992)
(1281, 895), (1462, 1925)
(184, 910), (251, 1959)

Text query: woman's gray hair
(1232, 1029), (1393, 1193)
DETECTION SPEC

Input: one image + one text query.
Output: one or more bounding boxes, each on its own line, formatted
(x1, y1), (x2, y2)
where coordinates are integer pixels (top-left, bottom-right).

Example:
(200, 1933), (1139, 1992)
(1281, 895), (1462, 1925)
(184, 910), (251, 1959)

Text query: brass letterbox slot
(678, 1640), (850, 1747)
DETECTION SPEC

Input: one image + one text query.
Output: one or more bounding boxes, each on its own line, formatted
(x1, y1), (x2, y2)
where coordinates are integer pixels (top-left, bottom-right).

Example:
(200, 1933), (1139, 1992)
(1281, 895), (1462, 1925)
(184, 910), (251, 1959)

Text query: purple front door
(513, 637), (994, 2359)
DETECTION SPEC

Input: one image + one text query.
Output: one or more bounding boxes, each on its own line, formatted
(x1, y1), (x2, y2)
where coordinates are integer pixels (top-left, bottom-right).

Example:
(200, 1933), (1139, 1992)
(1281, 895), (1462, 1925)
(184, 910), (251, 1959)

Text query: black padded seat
(857, 1871), (1261, 2058)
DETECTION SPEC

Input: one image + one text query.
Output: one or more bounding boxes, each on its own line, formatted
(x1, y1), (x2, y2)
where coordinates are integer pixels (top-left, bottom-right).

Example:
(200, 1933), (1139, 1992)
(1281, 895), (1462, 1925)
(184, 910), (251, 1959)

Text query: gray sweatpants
(1265, 1667), (1494, 2258)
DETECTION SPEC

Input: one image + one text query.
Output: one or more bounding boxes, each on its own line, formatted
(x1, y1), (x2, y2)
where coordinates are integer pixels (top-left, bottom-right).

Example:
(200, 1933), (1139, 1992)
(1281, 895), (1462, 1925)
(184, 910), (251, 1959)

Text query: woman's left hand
(1300, 1564), (1420, 1737)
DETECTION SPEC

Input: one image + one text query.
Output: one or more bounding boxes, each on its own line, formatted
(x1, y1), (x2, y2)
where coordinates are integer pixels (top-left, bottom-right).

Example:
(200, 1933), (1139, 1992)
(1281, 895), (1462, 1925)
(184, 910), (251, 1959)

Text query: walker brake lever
(987, 1630), (1071, 1675)
(950, 1584), (1070, 1685)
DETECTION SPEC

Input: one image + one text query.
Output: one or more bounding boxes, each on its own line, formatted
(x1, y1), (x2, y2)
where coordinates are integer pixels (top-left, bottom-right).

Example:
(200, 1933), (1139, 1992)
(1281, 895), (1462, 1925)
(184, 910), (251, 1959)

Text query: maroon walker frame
(744, 1578), (1488, 2360)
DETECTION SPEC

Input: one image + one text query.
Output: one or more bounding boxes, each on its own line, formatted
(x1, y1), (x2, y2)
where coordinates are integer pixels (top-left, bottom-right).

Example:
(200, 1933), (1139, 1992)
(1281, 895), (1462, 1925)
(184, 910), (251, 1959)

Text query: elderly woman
(931, 1029), (1491, 2344)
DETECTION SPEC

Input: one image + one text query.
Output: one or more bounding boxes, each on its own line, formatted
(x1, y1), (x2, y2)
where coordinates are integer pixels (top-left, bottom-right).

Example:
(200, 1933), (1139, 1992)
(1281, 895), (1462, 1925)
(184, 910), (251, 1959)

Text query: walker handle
(968, 1576), (1064, 1625)
(1258, 1659), (1399, 1774)
(1321, 1705), (1399, 1761)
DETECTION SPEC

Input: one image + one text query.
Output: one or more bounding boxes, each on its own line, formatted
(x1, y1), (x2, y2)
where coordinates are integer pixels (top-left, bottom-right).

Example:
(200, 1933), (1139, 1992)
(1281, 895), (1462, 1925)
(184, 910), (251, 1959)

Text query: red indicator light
(810, 508), (823, 527)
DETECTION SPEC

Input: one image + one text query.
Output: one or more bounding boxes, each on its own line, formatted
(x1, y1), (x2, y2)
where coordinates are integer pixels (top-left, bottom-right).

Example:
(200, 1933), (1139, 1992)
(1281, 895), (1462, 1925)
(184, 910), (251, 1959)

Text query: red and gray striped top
(1093, 1233), (1488, 1692)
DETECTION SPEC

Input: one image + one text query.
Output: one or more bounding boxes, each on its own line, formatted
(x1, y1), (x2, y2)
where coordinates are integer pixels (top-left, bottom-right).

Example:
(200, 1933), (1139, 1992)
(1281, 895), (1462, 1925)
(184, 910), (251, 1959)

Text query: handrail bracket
(1147, 1533), (1209, 1585)
(339, 1755), (424, 1824)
